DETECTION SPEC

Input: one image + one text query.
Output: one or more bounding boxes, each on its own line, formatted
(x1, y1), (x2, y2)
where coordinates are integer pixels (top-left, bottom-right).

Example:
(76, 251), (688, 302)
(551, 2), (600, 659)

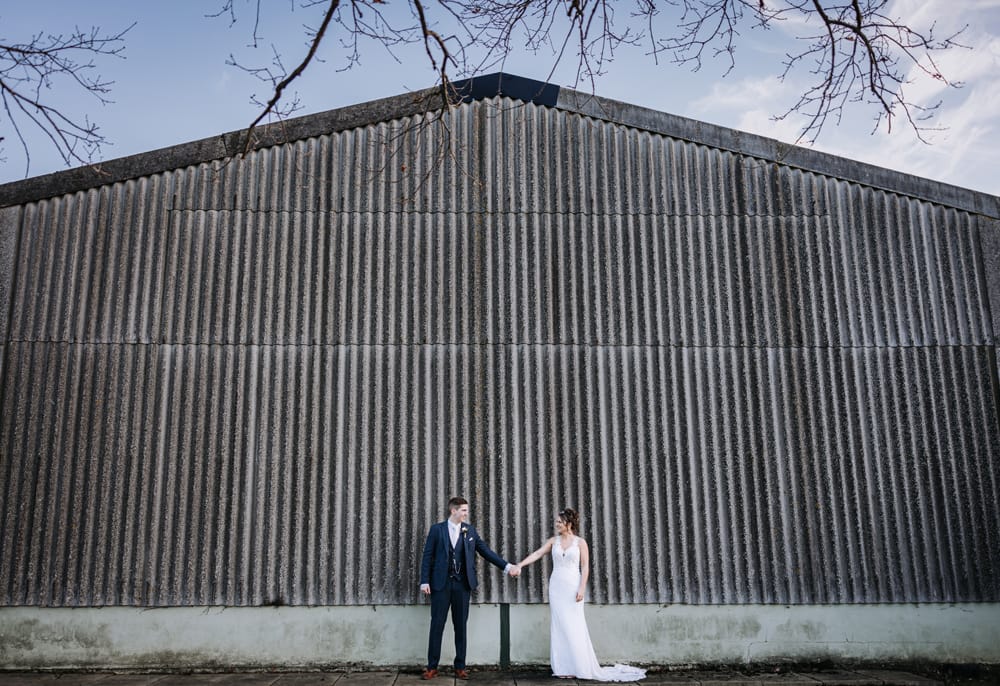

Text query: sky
(2, 1), (999, 196)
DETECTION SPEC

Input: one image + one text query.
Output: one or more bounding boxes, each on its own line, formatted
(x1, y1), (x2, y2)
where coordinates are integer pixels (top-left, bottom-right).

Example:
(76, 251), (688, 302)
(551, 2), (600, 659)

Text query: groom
(420, 496), (519, 679)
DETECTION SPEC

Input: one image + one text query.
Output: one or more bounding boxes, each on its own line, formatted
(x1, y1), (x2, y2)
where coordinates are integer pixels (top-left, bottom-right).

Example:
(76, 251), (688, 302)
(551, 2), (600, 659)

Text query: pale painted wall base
(2, 604), (998, 670)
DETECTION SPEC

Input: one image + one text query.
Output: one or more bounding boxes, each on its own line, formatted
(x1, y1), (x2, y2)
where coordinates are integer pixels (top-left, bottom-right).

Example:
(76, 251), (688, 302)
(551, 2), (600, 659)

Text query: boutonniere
(461, 525), (470, 541)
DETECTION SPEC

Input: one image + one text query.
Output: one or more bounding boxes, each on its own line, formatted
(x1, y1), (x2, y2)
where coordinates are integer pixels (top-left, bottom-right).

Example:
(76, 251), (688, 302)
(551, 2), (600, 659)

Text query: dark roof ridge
(0, 71), (996, 218)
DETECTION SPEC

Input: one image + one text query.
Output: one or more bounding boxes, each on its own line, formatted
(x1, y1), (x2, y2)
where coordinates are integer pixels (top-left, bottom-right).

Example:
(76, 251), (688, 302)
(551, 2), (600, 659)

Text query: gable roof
(1, 72), (997, 217)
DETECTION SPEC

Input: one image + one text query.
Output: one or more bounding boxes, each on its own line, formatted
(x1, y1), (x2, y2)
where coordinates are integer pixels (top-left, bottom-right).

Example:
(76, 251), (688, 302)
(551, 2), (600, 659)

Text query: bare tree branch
(5, 1), (968, 173)
(770, 0), (967, 142)
(241, 0), (340, 149)
(0, 23), (132, 174)
(221, 0), (963, 145)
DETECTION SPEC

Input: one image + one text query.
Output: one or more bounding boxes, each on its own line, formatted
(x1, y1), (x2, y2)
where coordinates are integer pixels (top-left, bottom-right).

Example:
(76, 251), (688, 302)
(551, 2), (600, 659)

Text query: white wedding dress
(548, 536), (646, 681)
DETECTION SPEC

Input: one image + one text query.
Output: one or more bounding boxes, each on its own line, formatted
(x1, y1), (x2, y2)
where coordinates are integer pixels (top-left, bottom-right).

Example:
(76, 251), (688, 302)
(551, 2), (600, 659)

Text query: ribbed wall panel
(8, 207), (990, 348)
(2, 96), (999, 607)
(2, 342), (997, 605)
(10, 180), (175, 345)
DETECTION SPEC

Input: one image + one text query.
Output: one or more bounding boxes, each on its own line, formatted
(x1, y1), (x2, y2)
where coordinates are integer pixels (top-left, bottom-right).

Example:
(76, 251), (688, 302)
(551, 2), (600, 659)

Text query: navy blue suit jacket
(420, 521), (508, 592)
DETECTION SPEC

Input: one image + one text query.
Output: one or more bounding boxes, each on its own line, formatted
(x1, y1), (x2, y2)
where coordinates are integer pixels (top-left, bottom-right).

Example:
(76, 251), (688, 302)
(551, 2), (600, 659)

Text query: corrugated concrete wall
(1, 96), (999, 608)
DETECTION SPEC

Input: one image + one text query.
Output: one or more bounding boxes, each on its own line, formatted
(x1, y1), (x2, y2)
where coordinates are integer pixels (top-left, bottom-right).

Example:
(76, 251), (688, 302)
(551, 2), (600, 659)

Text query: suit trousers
(427, 577), (471, 669)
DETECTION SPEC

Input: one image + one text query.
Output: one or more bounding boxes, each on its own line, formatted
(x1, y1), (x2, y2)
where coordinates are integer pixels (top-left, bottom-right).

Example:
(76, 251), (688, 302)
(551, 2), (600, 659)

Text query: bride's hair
(558, 508), (580, 533)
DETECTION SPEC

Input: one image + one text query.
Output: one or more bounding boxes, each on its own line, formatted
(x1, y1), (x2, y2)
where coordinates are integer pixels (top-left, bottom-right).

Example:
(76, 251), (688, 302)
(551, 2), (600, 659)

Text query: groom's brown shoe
(422, 669), (438, 680)
(455, 669), (470, 680)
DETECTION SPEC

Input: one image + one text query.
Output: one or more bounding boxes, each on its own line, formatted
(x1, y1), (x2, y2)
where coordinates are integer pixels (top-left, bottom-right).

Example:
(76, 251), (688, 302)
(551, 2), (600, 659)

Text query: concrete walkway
(0, 669), (952, 686)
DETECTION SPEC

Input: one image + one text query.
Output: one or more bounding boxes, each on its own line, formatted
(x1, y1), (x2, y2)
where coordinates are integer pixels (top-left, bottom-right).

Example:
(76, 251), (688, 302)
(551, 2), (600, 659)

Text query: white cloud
(684, 2), (1000, 195)
(807, 63), (1000, 194)
(691, 75), (790, 110)
(888, 0), (1000, 34)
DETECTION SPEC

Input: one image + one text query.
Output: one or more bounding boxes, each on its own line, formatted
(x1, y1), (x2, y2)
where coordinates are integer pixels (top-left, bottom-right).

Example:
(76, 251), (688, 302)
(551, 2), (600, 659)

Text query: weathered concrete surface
(790, 672), (880, 685)
(270, 674), (345, 686)
(0, 670), (954, 685)
(152, 676), (280, 686)
(851, 672), (942, 686)
(0, 606), (498, 670)
(2, 604), (998, 671)
(979, 217), (1000, 339)
(509, 604), (1000, 665)
(0, 205), (19, 341)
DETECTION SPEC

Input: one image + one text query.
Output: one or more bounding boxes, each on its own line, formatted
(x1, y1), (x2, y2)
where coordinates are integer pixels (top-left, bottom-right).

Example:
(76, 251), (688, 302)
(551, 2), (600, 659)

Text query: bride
(516, 508), (645, 681)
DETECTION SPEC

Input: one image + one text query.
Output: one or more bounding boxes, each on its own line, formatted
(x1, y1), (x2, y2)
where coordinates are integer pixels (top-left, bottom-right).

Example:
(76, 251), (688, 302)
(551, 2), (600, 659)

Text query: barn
(0, 73), (998, 670)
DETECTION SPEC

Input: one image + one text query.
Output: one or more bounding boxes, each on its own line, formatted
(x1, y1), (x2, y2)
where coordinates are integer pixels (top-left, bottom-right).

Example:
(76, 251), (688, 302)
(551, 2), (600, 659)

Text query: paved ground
(0, 669), (966, 686)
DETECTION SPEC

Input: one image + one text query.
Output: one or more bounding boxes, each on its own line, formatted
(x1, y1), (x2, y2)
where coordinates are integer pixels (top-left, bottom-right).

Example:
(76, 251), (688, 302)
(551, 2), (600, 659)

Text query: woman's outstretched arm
(517, 537), (554, 568)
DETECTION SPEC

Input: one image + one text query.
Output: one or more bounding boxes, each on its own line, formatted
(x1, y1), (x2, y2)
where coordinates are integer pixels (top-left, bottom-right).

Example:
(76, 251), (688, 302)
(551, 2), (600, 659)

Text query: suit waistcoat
(448, 536), (466, 580)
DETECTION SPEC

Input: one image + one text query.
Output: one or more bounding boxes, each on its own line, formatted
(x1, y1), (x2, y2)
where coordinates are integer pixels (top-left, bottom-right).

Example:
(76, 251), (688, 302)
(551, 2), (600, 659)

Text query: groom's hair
(448, 496), (468, 512)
